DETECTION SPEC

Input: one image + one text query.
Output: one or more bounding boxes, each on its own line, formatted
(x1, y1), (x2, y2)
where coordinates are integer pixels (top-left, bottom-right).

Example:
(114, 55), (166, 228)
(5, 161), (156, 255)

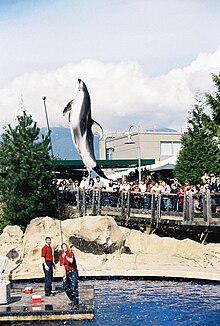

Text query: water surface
(15, 279), (220, 326)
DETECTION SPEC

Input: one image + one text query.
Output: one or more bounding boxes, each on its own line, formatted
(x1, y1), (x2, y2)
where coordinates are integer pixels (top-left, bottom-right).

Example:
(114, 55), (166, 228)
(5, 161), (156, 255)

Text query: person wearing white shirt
(160, 181), (171, 211)
(79, 176), (89, 189)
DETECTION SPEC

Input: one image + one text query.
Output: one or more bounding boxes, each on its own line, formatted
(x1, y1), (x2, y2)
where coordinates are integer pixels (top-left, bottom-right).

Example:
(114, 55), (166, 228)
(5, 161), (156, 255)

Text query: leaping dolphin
(63, 79), (108, 179)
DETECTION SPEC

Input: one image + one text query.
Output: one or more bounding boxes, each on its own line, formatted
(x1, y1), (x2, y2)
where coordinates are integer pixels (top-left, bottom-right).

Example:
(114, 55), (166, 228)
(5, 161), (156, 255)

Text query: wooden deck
(0, 283), (94, 323)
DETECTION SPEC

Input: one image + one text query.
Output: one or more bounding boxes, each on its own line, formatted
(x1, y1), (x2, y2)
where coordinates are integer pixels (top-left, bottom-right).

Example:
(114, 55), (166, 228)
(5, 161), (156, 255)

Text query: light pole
(124, 125), (141, 183)
(42, 96), (54, 158)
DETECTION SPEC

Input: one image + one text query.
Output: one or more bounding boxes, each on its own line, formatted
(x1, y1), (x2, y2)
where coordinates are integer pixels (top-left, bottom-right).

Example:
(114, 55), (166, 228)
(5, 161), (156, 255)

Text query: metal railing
(57, 188), (220, 226)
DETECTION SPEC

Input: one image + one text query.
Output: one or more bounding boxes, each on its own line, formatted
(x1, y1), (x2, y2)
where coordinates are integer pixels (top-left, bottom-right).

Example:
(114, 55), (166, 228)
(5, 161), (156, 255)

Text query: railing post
(97, 189), (102, 215)
(150, 192), (156, 232)
(188, 191), (194, 222)
(157, 193), (161, 227)
(91, 190), (96, 215)
(121, 191), (125, 222)
(126, 189), (131, 226)
(183, 193), (187, 222)
(82, 188), (86, 216)
(202, 193), (207, 222)
(206, 189), (212, 225)
(76, 188), (81, 217)
(151, 192), (155, 219)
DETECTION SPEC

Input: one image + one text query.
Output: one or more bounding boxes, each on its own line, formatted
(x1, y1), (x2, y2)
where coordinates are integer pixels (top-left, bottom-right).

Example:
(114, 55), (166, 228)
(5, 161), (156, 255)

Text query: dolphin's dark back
(79, 82), (91, 137)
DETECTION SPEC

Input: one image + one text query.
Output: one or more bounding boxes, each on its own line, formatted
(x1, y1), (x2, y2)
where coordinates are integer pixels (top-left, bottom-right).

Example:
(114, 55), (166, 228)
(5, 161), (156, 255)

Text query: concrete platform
(0, 283), (94, 323)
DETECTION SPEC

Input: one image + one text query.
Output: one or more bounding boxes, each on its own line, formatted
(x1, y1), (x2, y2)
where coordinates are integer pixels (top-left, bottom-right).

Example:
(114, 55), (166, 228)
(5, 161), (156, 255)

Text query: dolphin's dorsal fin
(91, 120), (103, 139)
(63, 100), (73, 117)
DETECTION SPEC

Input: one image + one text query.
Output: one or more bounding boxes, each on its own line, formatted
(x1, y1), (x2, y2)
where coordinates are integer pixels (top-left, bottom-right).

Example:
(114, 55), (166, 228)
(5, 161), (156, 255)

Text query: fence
(57, 188), (220, 227)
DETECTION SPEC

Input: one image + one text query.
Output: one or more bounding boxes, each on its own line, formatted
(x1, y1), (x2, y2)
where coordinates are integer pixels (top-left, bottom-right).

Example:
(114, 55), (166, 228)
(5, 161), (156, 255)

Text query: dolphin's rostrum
(63, 79), (108, 179)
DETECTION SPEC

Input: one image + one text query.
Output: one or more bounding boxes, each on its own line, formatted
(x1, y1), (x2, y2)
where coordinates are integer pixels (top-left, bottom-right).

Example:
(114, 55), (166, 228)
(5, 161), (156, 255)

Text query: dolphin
(63, 79), (108, 179)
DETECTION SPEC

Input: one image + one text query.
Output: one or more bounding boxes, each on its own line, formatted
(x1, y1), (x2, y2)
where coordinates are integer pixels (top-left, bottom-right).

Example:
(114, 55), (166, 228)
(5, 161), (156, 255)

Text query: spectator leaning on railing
(160, 181), (171, 212)
(79, 176), (89, 189)
(53, 173), (220, 213)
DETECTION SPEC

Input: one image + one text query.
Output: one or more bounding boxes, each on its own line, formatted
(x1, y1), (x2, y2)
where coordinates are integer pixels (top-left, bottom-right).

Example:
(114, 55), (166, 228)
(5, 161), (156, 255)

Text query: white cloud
(1, 0), (220, 88)
(0, 46), (220, 133)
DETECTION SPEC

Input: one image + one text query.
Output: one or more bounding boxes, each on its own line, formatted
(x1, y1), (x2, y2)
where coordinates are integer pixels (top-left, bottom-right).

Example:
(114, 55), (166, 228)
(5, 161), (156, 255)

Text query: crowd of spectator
(54, 172), (220, 213)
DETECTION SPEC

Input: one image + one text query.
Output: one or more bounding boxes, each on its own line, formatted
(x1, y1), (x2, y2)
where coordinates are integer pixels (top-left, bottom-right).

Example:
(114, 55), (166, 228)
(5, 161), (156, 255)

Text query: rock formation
(0, 216), (219, 281)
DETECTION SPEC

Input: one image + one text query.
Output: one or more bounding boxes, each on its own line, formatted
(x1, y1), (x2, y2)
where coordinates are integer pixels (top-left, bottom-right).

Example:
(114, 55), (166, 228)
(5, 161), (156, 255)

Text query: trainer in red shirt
(41, 236), (55, 296)
(59, 243), (79, 306)
(41, 243), (53, 263)
(59, 249), (77, 271)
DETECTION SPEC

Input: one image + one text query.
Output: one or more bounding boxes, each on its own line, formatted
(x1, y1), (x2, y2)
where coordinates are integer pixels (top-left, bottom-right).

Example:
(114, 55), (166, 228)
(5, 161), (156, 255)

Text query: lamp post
(42, 96), (54, 158)
(124, 125), (141, 183)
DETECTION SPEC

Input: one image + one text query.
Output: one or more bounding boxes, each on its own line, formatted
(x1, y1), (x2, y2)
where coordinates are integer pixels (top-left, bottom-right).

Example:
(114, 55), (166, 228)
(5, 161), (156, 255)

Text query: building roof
(52, 159), (155, 169)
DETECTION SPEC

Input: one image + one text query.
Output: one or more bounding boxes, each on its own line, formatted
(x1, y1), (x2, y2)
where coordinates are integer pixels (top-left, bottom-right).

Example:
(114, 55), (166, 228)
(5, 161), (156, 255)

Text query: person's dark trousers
(43, 261), (53, 295)
(63, 270), (79, 306)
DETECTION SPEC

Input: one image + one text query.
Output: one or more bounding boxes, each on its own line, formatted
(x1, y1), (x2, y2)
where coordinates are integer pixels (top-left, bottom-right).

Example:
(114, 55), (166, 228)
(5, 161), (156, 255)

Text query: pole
(125, 125), (141, 183)
(56, 188), (63, 245)
(42, 96), (54, 158)
(137, 146), (141, 183)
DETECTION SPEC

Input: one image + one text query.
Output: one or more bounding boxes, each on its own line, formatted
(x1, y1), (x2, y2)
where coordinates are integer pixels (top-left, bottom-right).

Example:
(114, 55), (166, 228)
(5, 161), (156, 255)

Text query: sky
(0, 0), (220, 133)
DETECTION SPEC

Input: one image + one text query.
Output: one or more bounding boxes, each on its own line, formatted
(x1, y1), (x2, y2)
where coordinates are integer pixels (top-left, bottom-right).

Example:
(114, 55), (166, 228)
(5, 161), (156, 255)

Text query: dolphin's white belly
(80, 134), (96, 170)
(70, 123), (96, 170)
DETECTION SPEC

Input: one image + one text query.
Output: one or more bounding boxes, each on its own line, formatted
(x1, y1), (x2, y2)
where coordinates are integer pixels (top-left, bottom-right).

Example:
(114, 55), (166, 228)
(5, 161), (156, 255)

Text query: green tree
(205, 73), (220, 141)
(174, 94), (219, 184)
(0, 111), (56, 229)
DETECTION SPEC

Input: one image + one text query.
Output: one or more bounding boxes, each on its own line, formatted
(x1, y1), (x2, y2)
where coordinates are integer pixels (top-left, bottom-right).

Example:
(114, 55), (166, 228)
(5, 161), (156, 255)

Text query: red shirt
(59, 250), (77, 271)
(41, 244), (53, 262)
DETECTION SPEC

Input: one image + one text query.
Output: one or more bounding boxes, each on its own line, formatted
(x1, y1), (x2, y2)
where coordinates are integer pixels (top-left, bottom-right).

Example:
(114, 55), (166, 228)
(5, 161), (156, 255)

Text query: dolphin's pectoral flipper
(63, 100), (73, 116)
(91, 120), (103, 139)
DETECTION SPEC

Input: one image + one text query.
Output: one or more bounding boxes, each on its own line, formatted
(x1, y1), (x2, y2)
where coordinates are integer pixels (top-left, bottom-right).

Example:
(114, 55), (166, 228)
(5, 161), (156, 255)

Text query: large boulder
(120, 226), (220, 273)
(62, 216), (126, 255)
(15, 216), (63, 278)
(0, 216), (219, 281)
(0, 225), (24, 278)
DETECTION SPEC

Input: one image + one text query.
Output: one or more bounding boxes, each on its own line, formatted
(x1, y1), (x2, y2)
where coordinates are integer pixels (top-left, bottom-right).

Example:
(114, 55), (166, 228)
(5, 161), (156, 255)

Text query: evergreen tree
(205, 73), (220, 141)
(174, 94), (219, 184)
(0, 111), (55, 229)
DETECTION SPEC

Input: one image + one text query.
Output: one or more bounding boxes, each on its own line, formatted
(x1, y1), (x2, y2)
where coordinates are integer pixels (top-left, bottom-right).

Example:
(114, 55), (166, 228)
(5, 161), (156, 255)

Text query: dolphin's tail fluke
(93, 166), (108, 179)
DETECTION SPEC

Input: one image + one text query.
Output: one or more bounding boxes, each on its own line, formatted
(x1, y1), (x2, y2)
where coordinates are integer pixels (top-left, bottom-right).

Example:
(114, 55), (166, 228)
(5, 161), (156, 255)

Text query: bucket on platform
(32, 295), (42, 304)
(24, 286), (33, 294)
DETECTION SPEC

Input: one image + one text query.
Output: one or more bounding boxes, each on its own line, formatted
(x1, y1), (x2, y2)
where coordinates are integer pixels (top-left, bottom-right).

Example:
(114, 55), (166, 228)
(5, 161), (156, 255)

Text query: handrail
(57, 187), (220, 224)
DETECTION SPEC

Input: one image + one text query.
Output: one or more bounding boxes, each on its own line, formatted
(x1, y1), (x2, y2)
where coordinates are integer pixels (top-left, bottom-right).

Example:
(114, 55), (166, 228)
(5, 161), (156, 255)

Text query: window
(160, 141), (181, 156)
(106, 148), (114, 160)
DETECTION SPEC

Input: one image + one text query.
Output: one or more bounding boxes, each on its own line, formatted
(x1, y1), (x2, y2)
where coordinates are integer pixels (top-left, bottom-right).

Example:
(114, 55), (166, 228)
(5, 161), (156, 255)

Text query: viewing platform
(60, 189), (220, 243)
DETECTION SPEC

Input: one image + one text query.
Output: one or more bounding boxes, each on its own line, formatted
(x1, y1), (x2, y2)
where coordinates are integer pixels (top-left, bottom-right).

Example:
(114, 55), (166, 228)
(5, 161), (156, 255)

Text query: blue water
(17, 279), (220, 325)
(63, 279), (220, 326)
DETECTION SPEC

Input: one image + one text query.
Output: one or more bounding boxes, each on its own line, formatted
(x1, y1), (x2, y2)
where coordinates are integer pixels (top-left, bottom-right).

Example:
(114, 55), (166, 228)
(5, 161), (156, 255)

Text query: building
(100, 128), (182, 162)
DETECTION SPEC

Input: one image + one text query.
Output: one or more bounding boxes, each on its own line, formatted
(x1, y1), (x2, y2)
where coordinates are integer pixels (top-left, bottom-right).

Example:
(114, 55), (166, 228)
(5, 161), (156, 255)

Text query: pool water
(62, 279), (220, 326)
(16, 279), (220, 325)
